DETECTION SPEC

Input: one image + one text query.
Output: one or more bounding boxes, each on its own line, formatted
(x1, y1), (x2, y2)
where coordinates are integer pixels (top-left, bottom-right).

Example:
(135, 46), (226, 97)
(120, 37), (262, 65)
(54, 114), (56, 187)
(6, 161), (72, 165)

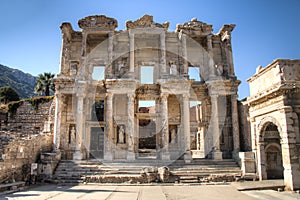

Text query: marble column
(80, 32), (88, 78)
(53, 94), (63, 151)
(181, 34), (188, 75)
(160, 31), (167, 75)
(127, 93), (136, 160)
(231, 94), (240, 159)
(104, 93), (113, 160)
(107, 32), (114, 78)
(73, 94), (84, 160)
(182, 93), (192, 162)
(210, 94), (223, 160)
(129, 31), (135, 76)
(161, 93), (170, 160)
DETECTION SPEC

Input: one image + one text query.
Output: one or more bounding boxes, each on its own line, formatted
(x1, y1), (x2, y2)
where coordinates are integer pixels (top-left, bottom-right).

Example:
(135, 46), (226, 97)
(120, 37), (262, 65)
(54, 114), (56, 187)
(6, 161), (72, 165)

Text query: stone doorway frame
(257, 116), (284, 180)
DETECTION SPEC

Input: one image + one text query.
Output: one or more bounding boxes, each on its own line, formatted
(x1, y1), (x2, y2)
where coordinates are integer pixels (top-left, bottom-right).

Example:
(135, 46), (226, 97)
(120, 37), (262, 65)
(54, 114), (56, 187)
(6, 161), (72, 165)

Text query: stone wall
(3, 97), (54, 135)
(0, 97), (54, 183)
(0, 133), (53, 183)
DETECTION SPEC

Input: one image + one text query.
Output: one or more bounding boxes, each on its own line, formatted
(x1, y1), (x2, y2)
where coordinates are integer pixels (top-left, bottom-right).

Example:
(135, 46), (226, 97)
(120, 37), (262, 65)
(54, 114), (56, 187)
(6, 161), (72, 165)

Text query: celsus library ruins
(0, 14), (299, 191)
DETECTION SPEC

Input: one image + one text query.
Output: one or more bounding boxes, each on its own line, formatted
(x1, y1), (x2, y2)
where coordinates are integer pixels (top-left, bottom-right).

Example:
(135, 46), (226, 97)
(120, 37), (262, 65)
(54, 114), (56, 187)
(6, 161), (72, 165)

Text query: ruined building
(53, 14), (240, 163)
(1, 14), (299, 191)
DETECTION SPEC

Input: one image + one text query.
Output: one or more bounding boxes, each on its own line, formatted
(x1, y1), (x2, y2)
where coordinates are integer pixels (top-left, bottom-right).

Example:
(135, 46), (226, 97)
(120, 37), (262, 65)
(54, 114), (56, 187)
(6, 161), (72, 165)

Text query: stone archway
(257, 118), (284, 180)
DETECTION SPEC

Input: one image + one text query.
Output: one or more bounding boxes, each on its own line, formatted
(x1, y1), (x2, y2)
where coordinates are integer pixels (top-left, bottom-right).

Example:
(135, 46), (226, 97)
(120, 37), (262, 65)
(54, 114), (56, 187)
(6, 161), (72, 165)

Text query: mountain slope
(0, 64), (37, 98)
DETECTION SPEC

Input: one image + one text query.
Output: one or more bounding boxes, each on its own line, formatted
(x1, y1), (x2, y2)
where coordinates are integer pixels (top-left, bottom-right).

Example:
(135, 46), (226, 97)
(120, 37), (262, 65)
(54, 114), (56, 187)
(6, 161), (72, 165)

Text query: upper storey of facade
(247, 59), (300, 105)
(57, 14), (237, 86)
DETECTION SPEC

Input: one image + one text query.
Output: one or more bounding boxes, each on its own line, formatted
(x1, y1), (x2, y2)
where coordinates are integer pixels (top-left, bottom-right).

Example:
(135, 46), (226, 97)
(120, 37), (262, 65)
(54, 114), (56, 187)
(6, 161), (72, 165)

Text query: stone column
(161, 93), (170, 160)
(129, 31), (135, 76)
(257, 142), (267, 180)
(160, 31), (167, 75)
(181, 34), (188, 76)
(182, 93), (192, 162)
(210, 94), (223, 160)
(73, 94), (84, 160)
(80, 32), (88, 78)
(53, 94), (63, 151)
(127, 93), (136, 160)
(231, 94), (240, 159)
(104, 93), (113, 160)
(107, 32), (114, 78)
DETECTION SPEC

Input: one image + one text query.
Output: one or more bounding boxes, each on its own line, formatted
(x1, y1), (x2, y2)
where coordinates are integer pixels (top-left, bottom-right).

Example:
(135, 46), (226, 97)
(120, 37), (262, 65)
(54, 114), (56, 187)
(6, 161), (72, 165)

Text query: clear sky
(0, 0), (299, 99)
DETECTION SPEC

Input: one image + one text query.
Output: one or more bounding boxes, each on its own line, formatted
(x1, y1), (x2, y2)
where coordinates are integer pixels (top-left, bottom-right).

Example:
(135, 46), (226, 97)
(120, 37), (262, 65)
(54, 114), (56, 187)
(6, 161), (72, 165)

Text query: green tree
(0, 86), (20, 104)
(34, 72), (55, 96)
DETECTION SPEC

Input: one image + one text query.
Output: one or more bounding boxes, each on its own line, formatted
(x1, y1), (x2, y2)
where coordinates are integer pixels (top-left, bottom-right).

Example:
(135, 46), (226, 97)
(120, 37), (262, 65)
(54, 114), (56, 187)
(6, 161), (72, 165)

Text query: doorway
(264, 123), (284, 179)
(90, 127), (104, 159)
(138, 119), (156, 158)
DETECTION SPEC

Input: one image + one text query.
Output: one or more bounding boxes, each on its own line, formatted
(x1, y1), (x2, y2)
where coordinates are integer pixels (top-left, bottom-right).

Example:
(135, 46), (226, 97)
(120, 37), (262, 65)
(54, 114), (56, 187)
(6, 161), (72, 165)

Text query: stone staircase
(51, 159), (242, 185)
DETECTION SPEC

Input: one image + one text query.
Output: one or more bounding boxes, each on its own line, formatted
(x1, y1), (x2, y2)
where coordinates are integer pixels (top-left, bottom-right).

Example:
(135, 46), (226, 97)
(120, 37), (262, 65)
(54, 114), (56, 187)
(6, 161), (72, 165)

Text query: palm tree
(34, 72), (55, 96)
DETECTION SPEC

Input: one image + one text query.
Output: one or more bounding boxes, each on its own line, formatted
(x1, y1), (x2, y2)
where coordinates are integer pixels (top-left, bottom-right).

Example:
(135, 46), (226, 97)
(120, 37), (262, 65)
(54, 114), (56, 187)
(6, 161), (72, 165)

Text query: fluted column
(104, 93), (113, 160)
(210, 94), (223, 160)
(127, 93), (136, 160)
(161, 93), (170, 160)
(231, 94), (240, 159)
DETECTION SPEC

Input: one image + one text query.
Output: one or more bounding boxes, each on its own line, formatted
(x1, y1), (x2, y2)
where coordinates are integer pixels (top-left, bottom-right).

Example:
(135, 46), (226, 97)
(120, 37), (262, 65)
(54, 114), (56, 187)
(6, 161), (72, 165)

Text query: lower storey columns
(161, 93), (170, 160)
(104, 93), (113, 160)
(210, 94), (223, 160)
(182, 93), (192, 163)
(127, 93), (136, 160)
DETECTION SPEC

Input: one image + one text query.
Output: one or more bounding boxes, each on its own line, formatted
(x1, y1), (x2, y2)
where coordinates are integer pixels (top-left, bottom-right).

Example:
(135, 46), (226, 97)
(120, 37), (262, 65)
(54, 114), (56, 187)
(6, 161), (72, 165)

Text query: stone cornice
(176, 18), (213, 36)
(78, 15), (118, 30)
(246, 82), (299, 106)
(126, 15), (169, 30)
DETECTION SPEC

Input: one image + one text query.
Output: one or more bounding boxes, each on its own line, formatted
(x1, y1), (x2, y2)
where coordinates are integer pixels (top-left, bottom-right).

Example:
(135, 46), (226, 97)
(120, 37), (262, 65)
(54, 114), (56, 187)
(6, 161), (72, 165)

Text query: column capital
(127, 93), (135, 101)
(160, 93), (169, 100)
(182, 93), (190, 100)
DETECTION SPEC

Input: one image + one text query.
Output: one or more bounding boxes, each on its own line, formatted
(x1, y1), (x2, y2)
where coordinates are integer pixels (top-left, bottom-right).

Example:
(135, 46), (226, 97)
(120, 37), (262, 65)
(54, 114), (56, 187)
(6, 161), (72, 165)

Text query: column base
(232, 149), (240, 160)
(161, 152), (170, 161)
(104, 152), (113, 161)
(127, 151), (136, 160)
(191, 150), (205, 158)
(73, 150), (83, 160)
(184, 151), (193, 163)
(212, 150), (223, 160)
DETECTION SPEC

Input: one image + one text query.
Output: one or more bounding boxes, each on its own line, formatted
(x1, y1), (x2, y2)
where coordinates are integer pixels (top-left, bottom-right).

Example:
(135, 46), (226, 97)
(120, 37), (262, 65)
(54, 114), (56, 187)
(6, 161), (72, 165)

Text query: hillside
(0, 64), (37, 98)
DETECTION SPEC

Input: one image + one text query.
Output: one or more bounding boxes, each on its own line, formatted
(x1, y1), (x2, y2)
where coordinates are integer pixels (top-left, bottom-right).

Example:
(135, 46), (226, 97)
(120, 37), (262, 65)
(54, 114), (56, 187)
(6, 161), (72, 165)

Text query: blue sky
(0, 0), (299, 99)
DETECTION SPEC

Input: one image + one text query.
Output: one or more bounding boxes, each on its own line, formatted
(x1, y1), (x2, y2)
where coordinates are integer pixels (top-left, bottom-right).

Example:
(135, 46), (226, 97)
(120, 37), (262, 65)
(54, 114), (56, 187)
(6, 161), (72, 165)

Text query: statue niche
(117, 125), (126, 144)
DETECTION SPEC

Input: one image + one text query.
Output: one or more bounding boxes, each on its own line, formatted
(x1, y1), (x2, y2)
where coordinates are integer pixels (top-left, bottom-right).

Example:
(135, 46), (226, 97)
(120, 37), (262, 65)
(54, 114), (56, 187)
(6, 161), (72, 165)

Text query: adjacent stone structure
(53, 14), (240, 162)
(243, 59), (300, 190)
